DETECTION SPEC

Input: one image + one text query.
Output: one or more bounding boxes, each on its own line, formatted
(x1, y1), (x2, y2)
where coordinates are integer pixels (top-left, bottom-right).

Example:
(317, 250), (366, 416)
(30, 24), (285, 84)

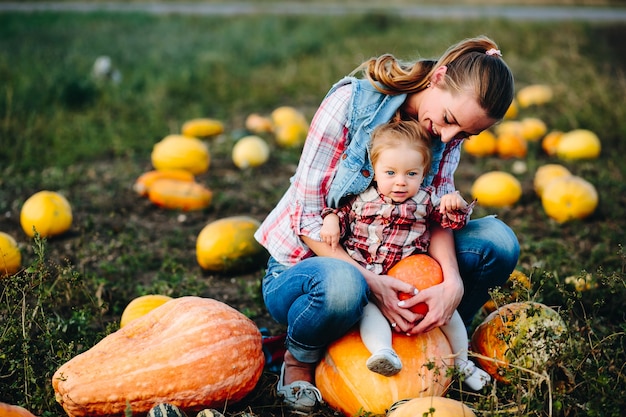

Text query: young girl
(319, 120), (490, 390)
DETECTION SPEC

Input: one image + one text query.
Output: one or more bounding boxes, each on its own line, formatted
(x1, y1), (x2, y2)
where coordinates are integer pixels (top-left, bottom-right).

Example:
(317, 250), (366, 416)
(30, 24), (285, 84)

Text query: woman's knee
(313, 259), (369, 313)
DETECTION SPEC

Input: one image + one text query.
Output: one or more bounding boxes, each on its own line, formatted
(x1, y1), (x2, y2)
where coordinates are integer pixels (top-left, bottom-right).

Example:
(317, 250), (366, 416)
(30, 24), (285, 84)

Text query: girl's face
(404, 66), (497, 143)
(373, 143), (425, 204)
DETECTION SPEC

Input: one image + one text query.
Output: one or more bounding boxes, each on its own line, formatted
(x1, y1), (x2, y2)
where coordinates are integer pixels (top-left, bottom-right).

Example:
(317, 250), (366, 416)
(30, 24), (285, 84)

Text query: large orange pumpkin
(315, 328), (453, 416)
(471, 301), (567, 383)
(52, 296), (264, 417)
(388, 254), (443, 315)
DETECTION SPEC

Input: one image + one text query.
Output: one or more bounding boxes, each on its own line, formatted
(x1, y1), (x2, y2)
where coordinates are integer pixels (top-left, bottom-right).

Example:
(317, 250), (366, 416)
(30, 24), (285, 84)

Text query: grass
(1, 7), (625, 417)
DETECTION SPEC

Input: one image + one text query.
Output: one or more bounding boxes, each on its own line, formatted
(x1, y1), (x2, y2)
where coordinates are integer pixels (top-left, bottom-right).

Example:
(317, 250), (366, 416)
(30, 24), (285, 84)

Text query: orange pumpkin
(388, 254), (443, 315)
(387, 396), (477, 417)
(315, 327), (453, 416)
(471, 301), (567, 383)
(53, 296), (264, 417)
(148, 179), (213, 211)
(0, 403), (38, 417)
(133, 169), (195, 197)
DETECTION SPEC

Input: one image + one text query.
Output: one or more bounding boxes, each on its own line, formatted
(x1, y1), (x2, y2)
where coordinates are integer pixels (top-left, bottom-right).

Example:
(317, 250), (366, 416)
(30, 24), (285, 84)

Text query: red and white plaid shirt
(254, 84), (463, 265)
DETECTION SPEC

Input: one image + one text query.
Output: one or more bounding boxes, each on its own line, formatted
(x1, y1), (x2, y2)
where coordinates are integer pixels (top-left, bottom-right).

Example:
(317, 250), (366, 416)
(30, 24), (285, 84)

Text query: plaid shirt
(321, 186), (472, 275)
(255, 83), (464, 266)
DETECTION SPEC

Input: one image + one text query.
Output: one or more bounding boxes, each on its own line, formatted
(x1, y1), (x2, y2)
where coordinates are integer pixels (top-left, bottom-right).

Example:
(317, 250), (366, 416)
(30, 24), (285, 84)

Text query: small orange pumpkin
(133, 170), (195, 197)
(388, 254), (443, 315)
(0, 402), (38, 417)
(148, 179), (213, 211)
(315, 328), (453, 416)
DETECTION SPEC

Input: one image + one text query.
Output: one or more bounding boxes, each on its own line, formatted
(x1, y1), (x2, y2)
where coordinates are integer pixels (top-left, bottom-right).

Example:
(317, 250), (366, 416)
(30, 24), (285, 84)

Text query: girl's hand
(319, 213), (341, 250)
(439, 191), (467, 214)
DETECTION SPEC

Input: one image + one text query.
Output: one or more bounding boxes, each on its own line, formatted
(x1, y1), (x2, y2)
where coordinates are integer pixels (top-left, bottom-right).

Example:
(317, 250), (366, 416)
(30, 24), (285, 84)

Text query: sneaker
(366, 348), (402, 377)
(457, 360), (491, 390)
(277, 363), (323, 413)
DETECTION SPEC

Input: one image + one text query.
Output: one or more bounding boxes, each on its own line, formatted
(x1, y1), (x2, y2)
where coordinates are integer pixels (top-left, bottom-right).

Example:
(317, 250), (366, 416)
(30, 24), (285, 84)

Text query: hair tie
(486, 48), (502, 57)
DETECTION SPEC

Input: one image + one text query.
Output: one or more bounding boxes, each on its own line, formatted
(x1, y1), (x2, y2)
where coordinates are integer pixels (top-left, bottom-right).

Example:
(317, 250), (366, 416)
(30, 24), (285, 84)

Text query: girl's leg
(440, 311), (490, 390)
(454, 215), (520, 326)
(360, 303), (402, 376)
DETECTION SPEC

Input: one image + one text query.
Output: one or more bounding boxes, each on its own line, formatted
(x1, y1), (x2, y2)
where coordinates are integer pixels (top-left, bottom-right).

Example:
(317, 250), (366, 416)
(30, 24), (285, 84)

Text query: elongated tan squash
(52, 296), (264, 417)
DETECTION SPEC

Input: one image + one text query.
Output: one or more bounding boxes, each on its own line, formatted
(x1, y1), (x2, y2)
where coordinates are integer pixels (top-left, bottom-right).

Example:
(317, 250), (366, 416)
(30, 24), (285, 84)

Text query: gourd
(0, 231), (21, 277)
(20, 191), (73, 238)
(387, 254), (443, 315)
(181, 118), (224, 138)
(232, 135), (270, 169)
(151, 135), (210, 175)
(471, 301), (567, 383)
(516, 84), (553, 108)
(133, 170), (195, 197)
(196, 216), (266, 272)
(148, 179), (213, 211)
(471, 171), (522, 207)
(387, 396), (477, 417)
(315, 328), (453, 416)
(147, 403), (187, 417)
(533, 164), (571, 197)
(482, 270), (532, 313)
(463, 130), (497, 157)
(541, 175), (598, 223)
(52, 296), (264, 417)
(0, 402), (39, 417)
(119, 294), (173, 328)
(556, 129), (601, 160)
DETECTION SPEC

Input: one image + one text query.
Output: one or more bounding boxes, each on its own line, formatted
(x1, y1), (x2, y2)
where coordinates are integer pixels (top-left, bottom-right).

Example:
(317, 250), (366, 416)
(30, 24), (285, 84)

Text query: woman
(255, 35), (519, 412)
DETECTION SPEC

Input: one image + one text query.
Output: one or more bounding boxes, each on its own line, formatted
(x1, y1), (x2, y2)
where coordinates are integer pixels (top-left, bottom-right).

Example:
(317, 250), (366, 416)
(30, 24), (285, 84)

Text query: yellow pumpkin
(120, 294), (173, 328)
(196, 216), (266, 272)
(533, 164), (571, 197)
(387, 396), (477, 417)
(493, 120), (522, 137)
(232, 135), (270, 169)
(463, 130), (497, 157)
(148, 179), (213, 211)
(52, 296), (265, 417)
(181, 118), (224, 138)
(274, 122), (308, 148)
(516, 84), (553, 108)
(151, 135), (210, 175)
(315, 328), (453, 416)
(496, 132), (527, 159)
(541, 175), (598, 223)
(541, 130), (564, 156)
(471, 171), (522, 207)
(556, 129), (601, 160)
(471, 301), (567, 383)
(270, 106), (307, 128)
(0, 232), (21, 277)
(503, 99), (518, 120)
(20, 191), (73, 238)
(133, 169), (195, 197)
(520, 117), (547, 142)
(244, 113), (274, 134)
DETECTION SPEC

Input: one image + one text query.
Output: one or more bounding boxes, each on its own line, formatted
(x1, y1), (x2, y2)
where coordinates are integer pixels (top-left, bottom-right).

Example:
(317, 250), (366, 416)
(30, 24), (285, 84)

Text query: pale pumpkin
(133, 169), (195, 197)
(556, 129), (601, 160)
(520, 117), (547, 142)
(471, 301), (567, 383)
(151, 135), (210, 175)
(271, 106), (309, 148)
(463, 130), (497, 157)
(52, 296), (264, 417)
(232, 135), (270, 169)
(516, 84), (553, 108)
(270, 106), (307, 129)
(244, 113), (274, 134)
(471, 171), (522, 207)
(119, 294), (173, 328)
(493, 120), (522, 137)
(0, 232), (21, 277)
(315, 327), (453, 416)
(541, 175), (598, 223)
(387, 396), (477, 417)
(533, 164), (571, 197)
(541, 130), (564, 156)
(148, 179), (213, 211)
(196, 216), (266, 272)
(20, 191), (73, 238)
(181, 118), (224, 138)
(0, 403), (38, 417)
(387, 254), (443, 315)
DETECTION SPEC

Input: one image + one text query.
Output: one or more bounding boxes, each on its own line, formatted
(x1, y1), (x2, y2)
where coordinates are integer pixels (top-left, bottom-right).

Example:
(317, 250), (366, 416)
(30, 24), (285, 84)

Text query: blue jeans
(262, 215), (519, 363)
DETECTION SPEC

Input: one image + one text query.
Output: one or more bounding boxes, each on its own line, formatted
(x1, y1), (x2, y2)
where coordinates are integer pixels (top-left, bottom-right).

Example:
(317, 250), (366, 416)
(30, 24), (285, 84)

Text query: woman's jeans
(262, 215), (519, 363)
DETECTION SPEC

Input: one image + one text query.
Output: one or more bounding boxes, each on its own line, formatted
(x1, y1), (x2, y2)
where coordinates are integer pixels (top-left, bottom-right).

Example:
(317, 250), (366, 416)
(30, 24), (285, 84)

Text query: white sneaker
(457, 360), (491, 390)
(366, 348), (403, 377)
(277, 363), (323, 413)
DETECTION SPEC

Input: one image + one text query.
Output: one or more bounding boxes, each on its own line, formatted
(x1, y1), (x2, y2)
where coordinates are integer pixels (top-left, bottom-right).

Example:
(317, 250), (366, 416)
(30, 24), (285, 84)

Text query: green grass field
(1, 7), (625, 417)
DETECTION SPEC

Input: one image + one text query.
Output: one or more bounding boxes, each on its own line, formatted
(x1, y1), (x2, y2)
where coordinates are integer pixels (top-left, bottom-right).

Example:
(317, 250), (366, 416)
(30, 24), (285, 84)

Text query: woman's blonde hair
(356, 36), (514, 120)
(370, 119), (432, 175)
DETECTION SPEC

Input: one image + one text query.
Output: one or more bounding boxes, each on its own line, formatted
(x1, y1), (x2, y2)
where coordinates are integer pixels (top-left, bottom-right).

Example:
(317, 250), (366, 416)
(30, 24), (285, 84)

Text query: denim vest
(326, 77), (445, 207)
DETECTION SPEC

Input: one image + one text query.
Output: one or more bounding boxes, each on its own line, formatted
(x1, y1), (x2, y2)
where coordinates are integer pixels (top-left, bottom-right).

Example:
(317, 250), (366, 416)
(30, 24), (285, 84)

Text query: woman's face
(405, 67), (497, 143)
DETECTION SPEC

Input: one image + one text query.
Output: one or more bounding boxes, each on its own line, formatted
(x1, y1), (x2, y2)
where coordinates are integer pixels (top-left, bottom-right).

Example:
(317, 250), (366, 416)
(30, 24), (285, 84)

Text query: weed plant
(1, 9), (625, 417)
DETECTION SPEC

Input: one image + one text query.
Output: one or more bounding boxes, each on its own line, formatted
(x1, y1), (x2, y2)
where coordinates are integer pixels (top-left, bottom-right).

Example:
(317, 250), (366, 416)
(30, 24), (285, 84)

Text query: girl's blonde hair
(356, 35), (514, 120)
(370, 119), (432, 175)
